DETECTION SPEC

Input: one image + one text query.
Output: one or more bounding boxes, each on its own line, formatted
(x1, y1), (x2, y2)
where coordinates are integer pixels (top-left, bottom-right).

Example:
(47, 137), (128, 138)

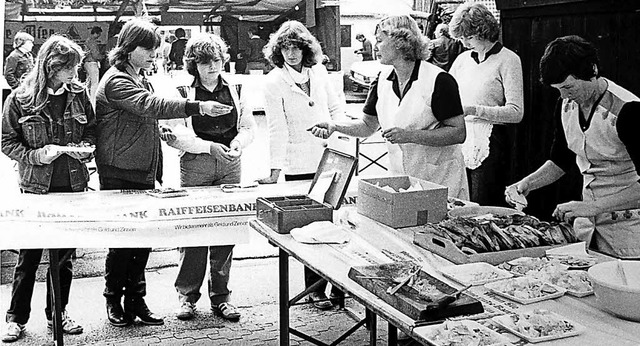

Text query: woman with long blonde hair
(2, 34), (93, 342)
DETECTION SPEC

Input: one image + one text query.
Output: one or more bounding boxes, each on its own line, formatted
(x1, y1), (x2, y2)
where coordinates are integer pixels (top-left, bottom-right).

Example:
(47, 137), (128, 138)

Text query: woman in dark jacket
(95, 18), (227, 327)
(1, 34), (92, 343)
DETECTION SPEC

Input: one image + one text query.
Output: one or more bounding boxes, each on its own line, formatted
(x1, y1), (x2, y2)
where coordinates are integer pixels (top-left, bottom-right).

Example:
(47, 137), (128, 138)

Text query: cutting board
(348, 261), (483, 322)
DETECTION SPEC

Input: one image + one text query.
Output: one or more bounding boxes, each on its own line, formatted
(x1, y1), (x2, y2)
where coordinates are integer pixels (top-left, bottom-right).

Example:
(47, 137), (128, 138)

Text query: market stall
(249, 211), (640, 346)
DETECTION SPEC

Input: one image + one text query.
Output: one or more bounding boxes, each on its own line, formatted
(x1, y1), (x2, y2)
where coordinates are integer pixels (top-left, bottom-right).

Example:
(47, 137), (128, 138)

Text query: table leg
(48, 250), (64, 346)
(366, 308), (377, 346)
(387, 323), (397, 345)
(279, 248), (290, 346)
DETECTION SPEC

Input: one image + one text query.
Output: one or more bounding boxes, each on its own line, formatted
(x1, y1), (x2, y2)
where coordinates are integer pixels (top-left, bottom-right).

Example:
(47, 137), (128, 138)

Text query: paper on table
(290, 221), (350, 244)
(308, 170), (337, 204)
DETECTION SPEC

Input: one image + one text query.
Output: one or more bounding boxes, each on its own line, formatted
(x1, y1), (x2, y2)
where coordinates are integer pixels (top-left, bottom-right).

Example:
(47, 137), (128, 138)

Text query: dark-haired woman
(506, 35), (640, 259)
(257, 20), (346, 310)
(1, 35), (91, 342)
(95, 18), (230, 327)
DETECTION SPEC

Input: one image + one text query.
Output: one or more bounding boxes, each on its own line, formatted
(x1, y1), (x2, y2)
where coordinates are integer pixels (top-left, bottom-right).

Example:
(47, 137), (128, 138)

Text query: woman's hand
(553, 201), (600, 223)
(257, 168), (281, 184)
(200, 101), (233, 117)
(307, 122), (335, 139)
(36, 145), (63, 165)
(210, 143), (234, 161)
(159, 125), (176, 142)
(382, 127), (412, 144)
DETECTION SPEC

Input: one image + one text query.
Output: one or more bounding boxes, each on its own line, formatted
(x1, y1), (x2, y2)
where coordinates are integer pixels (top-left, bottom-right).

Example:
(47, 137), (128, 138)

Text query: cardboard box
(256, 149), (357, 234)
(357, 176), (447, 228)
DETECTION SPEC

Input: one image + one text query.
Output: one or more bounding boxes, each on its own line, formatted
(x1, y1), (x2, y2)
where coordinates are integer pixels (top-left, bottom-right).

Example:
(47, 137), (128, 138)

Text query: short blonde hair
(375, 15), (427, 61)
(13, 32), (34, 49)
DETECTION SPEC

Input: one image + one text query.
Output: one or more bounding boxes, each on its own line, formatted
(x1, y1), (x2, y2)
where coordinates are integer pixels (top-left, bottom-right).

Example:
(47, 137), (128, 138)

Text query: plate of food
(484, 276), (565, 304)
(497, 257), (568, 276)
(420, 320), (511, 346)
(532, 269), (593, 297)
(492, 309), (585, 343)
(46, 144), (96, 155)
(439, 262), (513, 286)
(546, 254), (597, 269)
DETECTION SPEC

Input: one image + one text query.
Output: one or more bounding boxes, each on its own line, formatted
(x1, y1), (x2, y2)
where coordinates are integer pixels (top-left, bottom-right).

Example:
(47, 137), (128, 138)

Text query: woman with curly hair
(257, 20), (347, 310)
(448, 2), (524, 207)
(1, 34), (91, 342)
(159, 32), (256, 321)
(309, 15), (469, 199)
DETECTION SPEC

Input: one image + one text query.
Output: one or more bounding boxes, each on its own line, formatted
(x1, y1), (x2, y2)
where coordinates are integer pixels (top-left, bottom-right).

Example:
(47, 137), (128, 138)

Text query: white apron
(562, 79), (640, 258)
(376, 62), (469, 199)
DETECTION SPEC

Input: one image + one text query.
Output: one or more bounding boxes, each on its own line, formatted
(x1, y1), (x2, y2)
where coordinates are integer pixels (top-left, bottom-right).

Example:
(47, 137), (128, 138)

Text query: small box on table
(256, 149), (357, 234)
(357, 176), (447, 228)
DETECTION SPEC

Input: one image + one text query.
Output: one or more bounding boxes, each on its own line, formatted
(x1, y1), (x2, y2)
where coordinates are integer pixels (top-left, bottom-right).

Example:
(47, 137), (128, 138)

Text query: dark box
(256, 149), (357, 234)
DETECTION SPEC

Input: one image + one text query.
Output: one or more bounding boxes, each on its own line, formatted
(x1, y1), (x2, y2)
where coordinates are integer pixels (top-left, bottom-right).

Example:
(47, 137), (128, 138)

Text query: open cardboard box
(256, 149), (357, 234)
(357, 176), (447, 228)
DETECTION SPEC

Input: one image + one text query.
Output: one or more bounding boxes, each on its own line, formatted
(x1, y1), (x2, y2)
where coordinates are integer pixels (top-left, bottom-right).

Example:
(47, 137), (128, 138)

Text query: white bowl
(587, 260), (640, 321)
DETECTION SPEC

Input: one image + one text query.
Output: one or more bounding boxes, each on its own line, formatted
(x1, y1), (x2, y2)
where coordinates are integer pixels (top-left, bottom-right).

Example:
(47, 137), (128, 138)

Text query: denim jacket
(1, 82), (96, 193)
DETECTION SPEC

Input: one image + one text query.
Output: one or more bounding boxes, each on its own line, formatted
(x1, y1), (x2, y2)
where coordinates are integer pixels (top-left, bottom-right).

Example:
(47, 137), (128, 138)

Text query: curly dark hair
(263, 20), (323, 68)
(539, 35), (600, 85)
(108, 18), (161, 69)
(184, 33), (230, 78)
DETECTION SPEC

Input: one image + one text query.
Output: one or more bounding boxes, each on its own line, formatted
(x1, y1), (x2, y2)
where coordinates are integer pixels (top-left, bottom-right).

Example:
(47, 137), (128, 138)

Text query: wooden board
(348, 261), (483, 322)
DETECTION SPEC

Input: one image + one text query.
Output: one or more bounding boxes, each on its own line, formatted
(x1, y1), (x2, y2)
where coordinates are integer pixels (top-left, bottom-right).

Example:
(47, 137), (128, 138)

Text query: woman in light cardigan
(257, 20), (346, 310)
(448, 2), (524, 207)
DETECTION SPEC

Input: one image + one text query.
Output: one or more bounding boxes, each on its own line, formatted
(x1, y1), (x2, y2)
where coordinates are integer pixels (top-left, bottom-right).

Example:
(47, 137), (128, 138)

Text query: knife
(426, 284), (472, 311)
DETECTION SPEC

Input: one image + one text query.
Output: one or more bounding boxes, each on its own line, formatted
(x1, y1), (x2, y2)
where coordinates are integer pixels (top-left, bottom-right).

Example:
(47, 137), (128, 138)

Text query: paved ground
(1, 254), (396, 346)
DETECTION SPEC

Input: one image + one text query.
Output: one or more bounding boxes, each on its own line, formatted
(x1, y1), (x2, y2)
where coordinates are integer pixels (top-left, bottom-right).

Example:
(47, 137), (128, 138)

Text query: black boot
(124, 298), (164, 325)
(106, 298), (129, 327)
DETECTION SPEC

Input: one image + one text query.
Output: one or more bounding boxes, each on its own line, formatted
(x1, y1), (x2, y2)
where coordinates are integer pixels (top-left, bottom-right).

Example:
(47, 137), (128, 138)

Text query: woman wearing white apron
(507, 36), (640, 258)
(309, 15), (469, 199)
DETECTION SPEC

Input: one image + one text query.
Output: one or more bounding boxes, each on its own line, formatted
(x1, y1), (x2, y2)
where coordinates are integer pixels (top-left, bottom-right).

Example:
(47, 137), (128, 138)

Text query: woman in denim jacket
(1, 35), (94, 343)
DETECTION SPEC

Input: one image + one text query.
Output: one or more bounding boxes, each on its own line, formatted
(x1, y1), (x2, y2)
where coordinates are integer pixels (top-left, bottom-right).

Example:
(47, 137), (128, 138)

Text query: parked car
(349, 60), (383, 92)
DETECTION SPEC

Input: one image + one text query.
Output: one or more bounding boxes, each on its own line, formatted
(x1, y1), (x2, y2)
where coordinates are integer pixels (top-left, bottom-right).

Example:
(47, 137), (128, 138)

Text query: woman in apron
(309, 15), (469, 199)
(506, 36), (640, 259)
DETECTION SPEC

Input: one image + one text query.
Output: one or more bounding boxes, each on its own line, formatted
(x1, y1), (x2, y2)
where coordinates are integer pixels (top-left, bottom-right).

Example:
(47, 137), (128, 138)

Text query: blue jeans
(174, 152), (241, 306)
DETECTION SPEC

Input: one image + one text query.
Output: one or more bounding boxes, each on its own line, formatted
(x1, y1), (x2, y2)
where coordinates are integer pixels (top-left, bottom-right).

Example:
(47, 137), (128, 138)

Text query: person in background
(257, 20), (346, 310)
(1, 34), (93, 343)
(426, 23), (463, 72)
(161, 34), (177, 73)
(354, 33), (374, 61)
(95, 18), (231, 328)
(84, 26), (104, 107)
(449, 2), (524, 206)
(309, 15), (469, 200)
(506, 35), (640, 259)
(244, 26), (267, 74)
(159, 33), (256, 322)
(169, 28), (188, 70)
(4, 32), (35, 90)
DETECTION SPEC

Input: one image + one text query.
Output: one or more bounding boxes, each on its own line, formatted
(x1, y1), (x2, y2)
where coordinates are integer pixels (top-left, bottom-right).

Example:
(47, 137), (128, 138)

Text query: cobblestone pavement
(1, 257), (394, 346)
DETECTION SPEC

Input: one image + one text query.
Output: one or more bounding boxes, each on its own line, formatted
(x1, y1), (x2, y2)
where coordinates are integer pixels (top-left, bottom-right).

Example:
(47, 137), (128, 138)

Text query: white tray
(492, 310), (585, 343)
(419, 320), (511, 346)
(484, 277), (566, 304)
(439, 262), (513, 286)
(545, 271), (594, 297)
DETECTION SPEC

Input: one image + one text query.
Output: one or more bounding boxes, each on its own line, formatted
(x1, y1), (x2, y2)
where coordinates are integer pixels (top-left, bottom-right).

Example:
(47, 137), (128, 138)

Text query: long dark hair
(108, 18), (161, 69)
(16, 35), (84, 111)
(263, 20), (323, 68)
